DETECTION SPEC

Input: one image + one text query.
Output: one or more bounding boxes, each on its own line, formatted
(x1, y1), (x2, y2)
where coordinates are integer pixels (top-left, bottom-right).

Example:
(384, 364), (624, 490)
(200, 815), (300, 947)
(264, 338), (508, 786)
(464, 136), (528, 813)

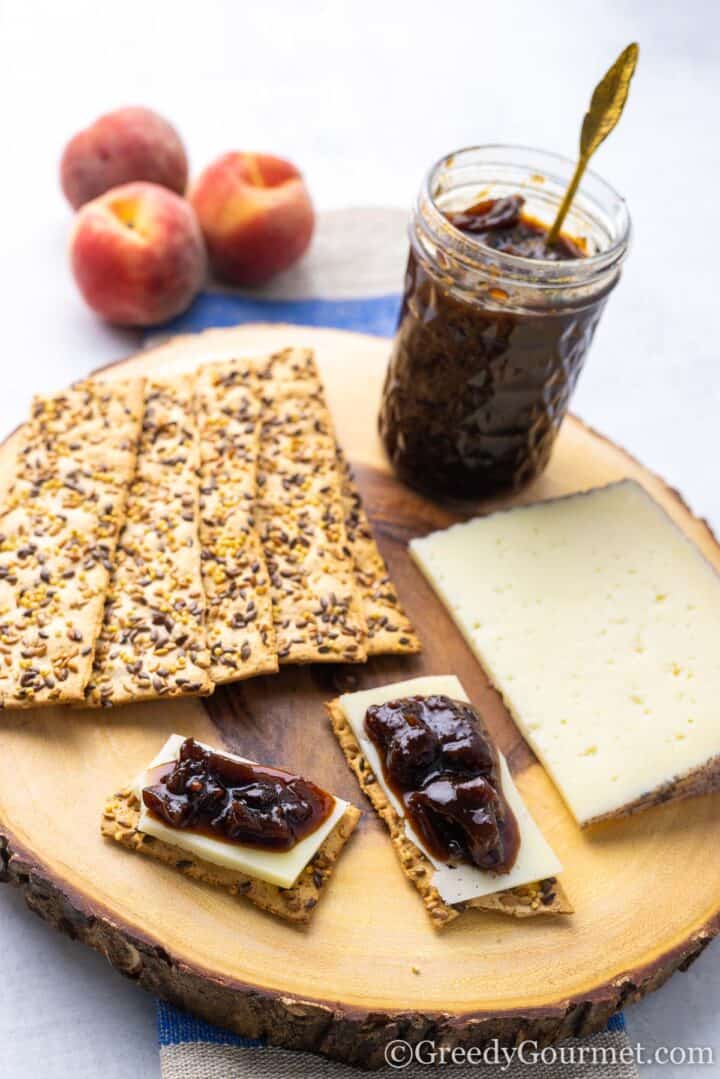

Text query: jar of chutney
(379, 145), (631, 498)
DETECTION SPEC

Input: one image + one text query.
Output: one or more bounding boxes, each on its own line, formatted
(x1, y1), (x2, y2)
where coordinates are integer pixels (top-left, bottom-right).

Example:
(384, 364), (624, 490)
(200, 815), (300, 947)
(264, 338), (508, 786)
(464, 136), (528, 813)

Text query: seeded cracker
(0, 379), (145, 708)
(254, 369), (368, 664)
(101, 787), (360, 924)
(337, 449), (420, 656)
(327, 700), (572, 928)
(255, 349), (419, 656)
(195, 361), (278, 682)
(255, 348), (319, 384)
(85, 377), (213, 706)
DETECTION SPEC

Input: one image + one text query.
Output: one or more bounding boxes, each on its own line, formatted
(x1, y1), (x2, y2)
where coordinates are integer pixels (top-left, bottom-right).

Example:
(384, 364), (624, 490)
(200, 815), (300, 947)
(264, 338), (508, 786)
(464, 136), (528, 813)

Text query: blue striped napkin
(149, 209), (637, 1079)
(158, 1000), (633, 1078)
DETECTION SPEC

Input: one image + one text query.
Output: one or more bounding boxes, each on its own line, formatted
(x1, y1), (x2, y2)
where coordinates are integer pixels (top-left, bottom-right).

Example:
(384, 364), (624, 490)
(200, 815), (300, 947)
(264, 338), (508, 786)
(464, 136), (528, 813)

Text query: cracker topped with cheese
(411, 481), (720, 827)
(328, 675), (570, 928)
(102, 733), (360, 924)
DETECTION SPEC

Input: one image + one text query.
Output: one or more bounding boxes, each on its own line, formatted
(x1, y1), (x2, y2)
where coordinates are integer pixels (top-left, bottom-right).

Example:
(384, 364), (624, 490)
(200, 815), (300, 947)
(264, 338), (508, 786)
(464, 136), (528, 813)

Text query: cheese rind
(410, 481), (720, 826)
(136, 734), (348, 889)
(338, 675), (562, 904)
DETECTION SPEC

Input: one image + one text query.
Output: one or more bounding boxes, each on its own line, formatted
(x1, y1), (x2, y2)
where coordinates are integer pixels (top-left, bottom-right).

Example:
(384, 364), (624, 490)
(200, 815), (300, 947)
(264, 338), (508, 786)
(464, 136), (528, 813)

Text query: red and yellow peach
(69, 181), (206, 326)
(61, 106), (188, 210)
(190, 152), (314, 286)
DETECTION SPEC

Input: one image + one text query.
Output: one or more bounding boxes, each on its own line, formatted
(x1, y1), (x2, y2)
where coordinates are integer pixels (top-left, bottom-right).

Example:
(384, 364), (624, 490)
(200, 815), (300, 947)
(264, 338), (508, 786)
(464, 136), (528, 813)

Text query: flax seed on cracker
(253, 349), (419, 657)
(253, 363), (368, 664)
(195, 361), (278, 683)
(0, 379), (145, 708)
(85, 376), (213, 707)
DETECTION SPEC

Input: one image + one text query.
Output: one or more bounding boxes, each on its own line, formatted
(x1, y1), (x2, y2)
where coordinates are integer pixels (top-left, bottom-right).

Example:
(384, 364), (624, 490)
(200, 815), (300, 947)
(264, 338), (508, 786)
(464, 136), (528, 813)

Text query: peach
(70, 181), (206, 326)
(61, 107), (188, 209)
(189, 152), (314, 286)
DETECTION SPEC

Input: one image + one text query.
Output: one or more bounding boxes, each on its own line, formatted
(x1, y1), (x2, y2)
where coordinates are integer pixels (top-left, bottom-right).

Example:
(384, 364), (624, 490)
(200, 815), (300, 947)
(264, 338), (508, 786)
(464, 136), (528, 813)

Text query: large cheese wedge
(135, 734), (349, 889)
(410, 481), (720, 826)
(329, 674), (569, 926)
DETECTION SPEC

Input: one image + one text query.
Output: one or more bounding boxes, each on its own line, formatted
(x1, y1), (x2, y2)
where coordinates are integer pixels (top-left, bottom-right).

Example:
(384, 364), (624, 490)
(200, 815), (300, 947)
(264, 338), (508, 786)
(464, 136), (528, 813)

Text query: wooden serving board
(1, 324), (719, 1068)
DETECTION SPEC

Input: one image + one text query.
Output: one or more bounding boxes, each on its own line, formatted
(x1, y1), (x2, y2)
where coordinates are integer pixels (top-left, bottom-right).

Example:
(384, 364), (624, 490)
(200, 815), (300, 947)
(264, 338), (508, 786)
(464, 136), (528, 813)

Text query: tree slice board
(1, 323), (719, 1068)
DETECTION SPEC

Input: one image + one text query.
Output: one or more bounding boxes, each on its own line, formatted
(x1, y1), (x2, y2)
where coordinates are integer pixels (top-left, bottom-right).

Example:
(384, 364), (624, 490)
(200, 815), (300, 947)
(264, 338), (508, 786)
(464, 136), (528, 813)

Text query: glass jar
(379, 145), (631, 498)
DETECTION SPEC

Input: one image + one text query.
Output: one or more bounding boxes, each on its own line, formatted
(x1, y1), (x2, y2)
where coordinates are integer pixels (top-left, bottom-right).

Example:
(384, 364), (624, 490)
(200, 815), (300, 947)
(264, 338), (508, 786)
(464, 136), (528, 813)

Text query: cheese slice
(410, 481), (720, 826)
(135, 734), (349, 889)
(338, 675), (562, 904)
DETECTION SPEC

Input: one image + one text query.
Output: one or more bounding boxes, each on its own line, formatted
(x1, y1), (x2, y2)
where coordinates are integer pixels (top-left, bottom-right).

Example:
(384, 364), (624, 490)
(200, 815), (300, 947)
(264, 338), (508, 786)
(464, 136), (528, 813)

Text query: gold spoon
(546, 42), (639, 248)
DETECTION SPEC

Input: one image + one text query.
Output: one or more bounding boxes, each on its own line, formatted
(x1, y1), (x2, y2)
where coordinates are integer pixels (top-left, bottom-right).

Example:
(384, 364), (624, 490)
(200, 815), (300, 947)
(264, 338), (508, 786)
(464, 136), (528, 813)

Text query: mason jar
(379, 145), (631, 498)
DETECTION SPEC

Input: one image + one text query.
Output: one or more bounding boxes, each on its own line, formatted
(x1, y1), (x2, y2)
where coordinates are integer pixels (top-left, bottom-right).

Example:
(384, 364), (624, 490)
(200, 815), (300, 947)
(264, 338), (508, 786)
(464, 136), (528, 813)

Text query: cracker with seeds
(255, 377), (368, 664)
(195, 362), (278, 683)
(85, 377), (213, 706)
(101, 787), (360, 925)
(253, 349), (419, 656)
(0, 379), (145, 708)
(336, 449), (420, 656)
(255, 347), (319, 384)
(17, 383), (144, 484)
(328, 700), (572, 929)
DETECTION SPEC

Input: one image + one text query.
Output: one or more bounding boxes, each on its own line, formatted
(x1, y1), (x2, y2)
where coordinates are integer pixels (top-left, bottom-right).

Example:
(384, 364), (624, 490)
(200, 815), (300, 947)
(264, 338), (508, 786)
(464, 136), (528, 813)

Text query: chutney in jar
(379, 147), (630, 498)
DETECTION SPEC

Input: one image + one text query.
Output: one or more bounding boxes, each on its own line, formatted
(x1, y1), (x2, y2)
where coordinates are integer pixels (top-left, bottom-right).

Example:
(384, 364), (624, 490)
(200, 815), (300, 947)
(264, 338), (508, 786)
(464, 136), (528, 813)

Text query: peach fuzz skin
(190, 153), (314, 286)
(70, 182), (207, 326)
(61, 106), (188, 210)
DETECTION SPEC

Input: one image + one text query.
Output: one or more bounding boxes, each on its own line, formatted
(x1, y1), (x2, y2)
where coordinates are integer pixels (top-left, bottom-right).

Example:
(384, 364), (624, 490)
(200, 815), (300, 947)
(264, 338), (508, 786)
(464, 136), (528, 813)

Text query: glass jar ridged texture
(379, 145), (631, 497)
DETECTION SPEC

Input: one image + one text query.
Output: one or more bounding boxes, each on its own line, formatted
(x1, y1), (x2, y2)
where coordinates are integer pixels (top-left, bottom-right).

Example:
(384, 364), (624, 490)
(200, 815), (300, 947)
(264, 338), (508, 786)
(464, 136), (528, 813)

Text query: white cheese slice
(338, 675), (562, 905)
(135, 734), (348, 889)
(410, 481), (720, 826)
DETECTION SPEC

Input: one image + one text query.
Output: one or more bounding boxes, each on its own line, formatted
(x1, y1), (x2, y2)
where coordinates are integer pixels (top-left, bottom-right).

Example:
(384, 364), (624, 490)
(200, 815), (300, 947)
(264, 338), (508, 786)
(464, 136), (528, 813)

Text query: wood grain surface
(1, 323), (718, 1068)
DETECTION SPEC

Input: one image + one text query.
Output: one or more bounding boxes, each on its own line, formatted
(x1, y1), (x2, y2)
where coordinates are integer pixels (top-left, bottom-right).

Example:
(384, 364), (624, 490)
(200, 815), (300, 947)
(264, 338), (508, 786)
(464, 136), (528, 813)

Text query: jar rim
(420, 143), (631, 283)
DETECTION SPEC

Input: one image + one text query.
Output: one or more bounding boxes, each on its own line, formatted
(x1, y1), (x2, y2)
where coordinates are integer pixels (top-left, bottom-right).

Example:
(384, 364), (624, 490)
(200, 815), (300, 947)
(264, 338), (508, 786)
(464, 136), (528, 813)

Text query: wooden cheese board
(1, 323), (719, 1068)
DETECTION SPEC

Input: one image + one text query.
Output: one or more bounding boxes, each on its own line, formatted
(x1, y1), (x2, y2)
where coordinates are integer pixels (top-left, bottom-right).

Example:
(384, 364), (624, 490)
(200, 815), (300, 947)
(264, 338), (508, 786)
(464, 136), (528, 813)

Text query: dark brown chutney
(364, 695), (519, 873)
(379, 193), (609, 497)
(142, 737), (334, 852)
(443, 195), (585, 260)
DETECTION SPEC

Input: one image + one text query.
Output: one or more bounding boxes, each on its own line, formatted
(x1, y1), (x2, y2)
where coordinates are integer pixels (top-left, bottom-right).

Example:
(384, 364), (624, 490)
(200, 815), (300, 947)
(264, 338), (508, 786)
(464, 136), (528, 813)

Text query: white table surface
(0, 2), (718, 1076)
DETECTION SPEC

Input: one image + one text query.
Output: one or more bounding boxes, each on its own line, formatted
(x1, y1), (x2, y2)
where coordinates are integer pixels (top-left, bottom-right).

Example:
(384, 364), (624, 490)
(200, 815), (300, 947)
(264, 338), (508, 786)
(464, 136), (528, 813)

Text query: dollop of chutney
(142, 737), (334, 851)
(444, 194), (586, 260)
(364, 695), (519, 873)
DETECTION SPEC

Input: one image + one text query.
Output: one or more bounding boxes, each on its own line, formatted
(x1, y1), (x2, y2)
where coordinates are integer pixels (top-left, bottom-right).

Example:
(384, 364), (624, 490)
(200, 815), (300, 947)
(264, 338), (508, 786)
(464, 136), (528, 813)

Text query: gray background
(0, 1), (718, 1076)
